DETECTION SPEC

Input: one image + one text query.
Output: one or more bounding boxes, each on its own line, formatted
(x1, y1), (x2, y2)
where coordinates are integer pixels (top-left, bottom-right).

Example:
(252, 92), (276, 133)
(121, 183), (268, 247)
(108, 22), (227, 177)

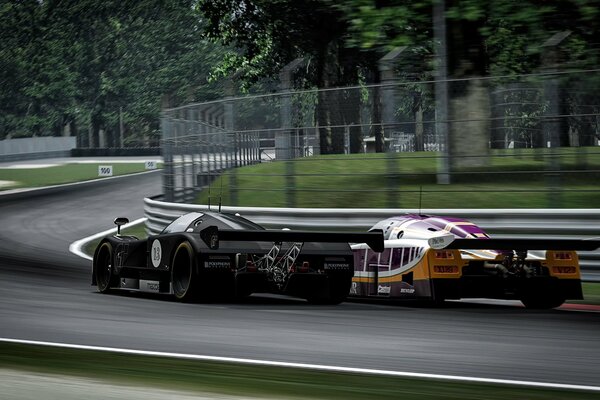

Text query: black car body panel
(92, 211), (383, 303)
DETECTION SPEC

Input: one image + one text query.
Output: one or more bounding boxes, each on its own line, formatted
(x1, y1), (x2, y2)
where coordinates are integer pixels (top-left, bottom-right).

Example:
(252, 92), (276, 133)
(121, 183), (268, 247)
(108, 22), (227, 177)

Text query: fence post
(379, 47), (405, 141)
(279, 59), (304, 206)
(386, 153), (398, 208)
(160, 113), (174, 203)
(286, 160), (296, 208)
(542, 31), (570, 208)
(228, 169), (237, 206)
(433, 0), (450, 184)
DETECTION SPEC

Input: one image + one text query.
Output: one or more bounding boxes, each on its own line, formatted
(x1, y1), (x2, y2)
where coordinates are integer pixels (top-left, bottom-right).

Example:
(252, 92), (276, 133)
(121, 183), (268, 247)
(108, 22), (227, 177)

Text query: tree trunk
(315, 40), (362, 154)
(415, 103), (424, 151)
(446, 10), (490, 168)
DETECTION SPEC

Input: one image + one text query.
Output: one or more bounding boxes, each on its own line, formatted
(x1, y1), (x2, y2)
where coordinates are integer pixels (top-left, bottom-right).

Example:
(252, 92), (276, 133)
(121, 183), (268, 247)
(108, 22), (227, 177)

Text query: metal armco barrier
(144, 196), (600, 280)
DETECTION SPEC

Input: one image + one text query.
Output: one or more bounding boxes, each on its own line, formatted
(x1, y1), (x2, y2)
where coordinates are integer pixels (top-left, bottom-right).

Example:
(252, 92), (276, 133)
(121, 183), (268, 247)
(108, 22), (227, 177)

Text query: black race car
(92, 211), (383, 304)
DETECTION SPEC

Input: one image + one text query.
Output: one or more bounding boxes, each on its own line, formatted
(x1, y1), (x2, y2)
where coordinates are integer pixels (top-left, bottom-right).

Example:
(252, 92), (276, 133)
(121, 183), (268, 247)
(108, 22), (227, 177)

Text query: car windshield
(161, 212), (204, 234)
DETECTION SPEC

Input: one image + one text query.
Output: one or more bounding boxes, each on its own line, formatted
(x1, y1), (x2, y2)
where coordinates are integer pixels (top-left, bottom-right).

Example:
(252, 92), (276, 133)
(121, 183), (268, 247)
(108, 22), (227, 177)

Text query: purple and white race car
(349, 214), (600, 308)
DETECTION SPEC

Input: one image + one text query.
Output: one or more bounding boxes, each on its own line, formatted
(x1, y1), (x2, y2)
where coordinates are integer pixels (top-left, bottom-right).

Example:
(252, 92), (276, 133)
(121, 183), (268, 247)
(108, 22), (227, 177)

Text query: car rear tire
(172, 241), (197, 301)
(95, 242), (114, 293)
(521, 296), (564, 309)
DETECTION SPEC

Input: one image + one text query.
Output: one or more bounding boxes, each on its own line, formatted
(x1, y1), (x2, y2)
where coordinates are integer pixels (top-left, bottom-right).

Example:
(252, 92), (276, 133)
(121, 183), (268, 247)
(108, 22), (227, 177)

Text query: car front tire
(95, 242), (114, 293)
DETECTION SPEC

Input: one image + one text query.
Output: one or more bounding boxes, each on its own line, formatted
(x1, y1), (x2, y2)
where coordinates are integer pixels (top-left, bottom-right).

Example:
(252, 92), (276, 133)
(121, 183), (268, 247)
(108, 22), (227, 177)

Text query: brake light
(554, 252), (572, 260)
(552, 266), (576, 274)
(435, 251), (454, 259)
(298, 261), (310, 273)
(246, 261), (257, 272)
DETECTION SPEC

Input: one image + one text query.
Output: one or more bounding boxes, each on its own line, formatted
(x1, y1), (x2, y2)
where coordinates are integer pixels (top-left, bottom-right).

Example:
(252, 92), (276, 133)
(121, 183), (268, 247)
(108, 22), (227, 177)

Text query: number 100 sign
(98, 166), (113, 177)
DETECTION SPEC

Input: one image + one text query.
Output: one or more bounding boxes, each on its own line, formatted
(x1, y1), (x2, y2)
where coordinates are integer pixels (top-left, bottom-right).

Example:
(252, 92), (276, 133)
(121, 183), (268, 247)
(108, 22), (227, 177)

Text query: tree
(340, 0), (600, 160)
(0, 0), (227, 146)
(198, 0), (384, 153)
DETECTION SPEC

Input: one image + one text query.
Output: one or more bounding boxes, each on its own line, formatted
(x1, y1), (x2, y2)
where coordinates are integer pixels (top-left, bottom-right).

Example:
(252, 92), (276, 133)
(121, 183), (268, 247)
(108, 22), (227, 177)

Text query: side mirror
(114, 217), (129, 235)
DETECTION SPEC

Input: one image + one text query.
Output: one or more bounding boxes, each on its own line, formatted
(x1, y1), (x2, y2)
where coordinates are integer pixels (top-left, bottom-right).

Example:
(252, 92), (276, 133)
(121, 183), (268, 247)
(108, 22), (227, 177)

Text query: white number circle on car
(151, 239), (162, 268)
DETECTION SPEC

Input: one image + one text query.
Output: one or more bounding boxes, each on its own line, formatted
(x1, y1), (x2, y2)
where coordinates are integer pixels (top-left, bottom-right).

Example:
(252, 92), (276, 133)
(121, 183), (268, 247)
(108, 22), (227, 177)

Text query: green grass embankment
(197, 148), (600, 208)
(0, 163), (162, 191)
(0, 342), (597, 400)
(578, 283), (600, 305)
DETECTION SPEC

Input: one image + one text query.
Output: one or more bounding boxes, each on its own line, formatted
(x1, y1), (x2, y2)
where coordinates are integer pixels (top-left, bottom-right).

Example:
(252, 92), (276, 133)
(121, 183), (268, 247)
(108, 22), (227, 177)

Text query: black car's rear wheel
(95, 242), (114, 293)
(172, 241), (197, 301)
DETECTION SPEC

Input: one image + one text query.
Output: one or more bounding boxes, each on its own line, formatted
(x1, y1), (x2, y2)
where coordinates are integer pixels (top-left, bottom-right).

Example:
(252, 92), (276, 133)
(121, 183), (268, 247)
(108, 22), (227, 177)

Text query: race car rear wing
(444, 238), (600, 251)
(201, 226), (385, 252)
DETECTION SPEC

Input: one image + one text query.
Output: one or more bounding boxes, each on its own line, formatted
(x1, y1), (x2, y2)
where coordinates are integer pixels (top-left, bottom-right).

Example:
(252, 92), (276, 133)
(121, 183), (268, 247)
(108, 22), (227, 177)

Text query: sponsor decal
(429, 237), (443, 246)
(400, 288), (415, 294)
(428, 234), (455, 250)
(116, 251), (125, 267)
(205, 259), (230, 269)
(350, 282), (358, 295)
(151, 240), (162, 268)
(324, 263), (350, 270)
(378, 285), (391, 295)
(115, 244), (129, 268)
(210, 234), (219, 249)
(140, 280), (160, 293)
(98, 165), (113, 177)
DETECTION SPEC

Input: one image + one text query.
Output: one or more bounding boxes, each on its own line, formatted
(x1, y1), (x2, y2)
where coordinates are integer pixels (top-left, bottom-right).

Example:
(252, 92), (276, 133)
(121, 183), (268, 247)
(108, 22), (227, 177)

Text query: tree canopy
(0, 0), (225, 144)
(1, 0), (598, 150)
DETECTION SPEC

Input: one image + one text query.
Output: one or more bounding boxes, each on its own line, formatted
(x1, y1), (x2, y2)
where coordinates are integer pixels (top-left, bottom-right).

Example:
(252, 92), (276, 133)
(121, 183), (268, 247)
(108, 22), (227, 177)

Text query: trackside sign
(98, 166), (113, 177)
(145, 161), (157, 170)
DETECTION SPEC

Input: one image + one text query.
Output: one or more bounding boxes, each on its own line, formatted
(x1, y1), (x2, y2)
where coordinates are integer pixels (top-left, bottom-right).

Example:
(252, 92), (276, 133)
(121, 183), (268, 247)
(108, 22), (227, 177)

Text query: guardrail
(144, 196), (600, 280)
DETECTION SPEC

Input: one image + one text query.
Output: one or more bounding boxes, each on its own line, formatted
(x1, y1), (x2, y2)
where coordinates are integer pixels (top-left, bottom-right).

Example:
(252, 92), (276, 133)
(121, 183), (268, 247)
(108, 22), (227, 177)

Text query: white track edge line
(1, 338), (598, 392)
(69, 218), (147, 261)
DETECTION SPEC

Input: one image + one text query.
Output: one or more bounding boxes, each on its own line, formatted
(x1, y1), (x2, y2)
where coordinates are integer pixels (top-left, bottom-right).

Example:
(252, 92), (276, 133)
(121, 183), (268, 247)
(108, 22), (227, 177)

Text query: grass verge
(197, 148), (600, 208)
(0, 342), (597, 400)
(0, 163), (162, 191)
(574, 282), (600, 305)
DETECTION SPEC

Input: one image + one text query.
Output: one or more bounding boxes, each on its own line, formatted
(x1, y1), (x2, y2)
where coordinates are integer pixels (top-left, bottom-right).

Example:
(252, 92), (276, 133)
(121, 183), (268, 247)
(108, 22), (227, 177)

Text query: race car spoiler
(201, 226), (385, 252)
(444, 238), (600, 251)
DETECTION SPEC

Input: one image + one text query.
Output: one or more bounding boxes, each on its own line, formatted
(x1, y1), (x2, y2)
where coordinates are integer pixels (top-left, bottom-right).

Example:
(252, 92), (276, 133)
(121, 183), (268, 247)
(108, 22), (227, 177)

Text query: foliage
(3, 0), (599, 151)
(197, 0), (385, 153)
(0, 0), (227, 143)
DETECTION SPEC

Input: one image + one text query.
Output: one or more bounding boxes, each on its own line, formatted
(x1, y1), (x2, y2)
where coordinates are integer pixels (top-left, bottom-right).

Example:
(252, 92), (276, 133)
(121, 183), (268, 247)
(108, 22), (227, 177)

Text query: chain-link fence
(161, 70), (600, 206)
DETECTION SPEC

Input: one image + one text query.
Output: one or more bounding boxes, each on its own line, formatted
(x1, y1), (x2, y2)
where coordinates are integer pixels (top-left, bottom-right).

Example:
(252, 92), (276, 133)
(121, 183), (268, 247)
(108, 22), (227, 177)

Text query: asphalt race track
(1, 173), (599, 387)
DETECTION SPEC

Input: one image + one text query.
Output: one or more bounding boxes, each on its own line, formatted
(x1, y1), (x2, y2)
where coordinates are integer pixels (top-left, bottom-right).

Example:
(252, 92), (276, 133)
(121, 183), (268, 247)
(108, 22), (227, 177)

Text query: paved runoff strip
(1, 338), (598, 393)
(69, 218), (147, 261)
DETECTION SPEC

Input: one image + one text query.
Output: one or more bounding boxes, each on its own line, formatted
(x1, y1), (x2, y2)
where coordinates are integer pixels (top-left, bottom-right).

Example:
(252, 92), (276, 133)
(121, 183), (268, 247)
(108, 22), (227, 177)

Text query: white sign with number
(145, 161), (157, 170)
(151, 239), (162, 268)
(98, 165), (113, 177)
